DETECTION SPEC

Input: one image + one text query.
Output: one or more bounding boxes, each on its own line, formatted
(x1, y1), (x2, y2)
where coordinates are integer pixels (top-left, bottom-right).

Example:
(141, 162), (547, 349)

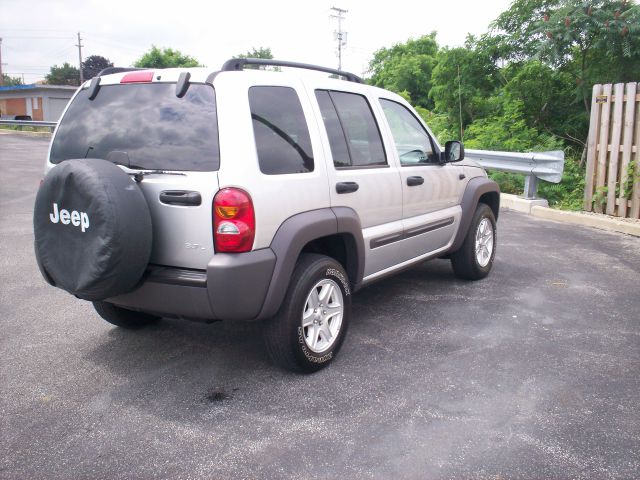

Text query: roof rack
(96, 67), (147, 77)
(220, 58), (364, 84)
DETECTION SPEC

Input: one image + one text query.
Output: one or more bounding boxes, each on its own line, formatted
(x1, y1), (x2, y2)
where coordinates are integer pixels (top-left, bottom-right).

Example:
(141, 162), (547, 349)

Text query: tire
(33, 158), (152, 301)
(93, 301), (160, 329)
(263, 254), (352, 373)
(451, 203), (496, 280)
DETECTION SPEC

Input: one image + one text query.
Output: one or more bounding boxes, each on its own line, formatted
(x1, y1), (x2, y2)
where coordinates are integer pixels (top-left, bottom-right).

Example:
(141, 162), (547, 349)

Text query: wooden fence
(584, 82), (640, 218)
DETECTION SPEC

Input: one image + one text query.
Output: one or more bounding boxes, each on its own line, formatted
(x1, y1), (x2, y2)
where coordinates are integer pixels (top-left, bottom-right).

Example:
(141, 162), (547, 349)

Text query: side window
(315, 90), (387, 168)
(249, 86), (314, 174)
(315, 91), (350, 167)
(380, 99), (437, 165)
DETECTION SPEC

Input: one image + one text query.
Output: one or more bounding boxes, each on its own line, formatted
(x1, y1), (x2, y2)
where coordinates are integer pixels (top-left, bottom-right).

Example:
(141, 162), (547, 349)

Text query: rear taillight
(213, 188), (255, 253)
(120, 71), (154, 83)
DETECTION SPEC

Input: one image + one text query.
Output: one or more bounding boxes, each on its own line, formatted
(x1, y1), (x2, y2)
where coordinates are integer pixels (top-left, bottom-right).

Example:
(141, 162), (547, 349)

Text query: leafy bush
(463, 100), (564, 152)
(538, 154), (585, 210)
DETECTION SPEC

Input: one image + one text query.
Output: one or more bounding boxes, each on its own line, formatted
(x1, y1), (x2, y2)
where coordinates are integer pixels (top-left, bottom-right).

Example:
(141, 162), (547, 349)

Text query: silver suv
(33, 59), (499, 372)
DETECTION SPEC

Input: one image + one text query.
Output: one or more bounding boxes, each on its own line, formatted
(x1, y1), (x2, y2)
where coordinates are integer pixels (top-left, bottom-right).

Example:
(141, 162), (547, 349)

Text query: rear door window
(249, 86), (314, 175)
(315, 90), (387, 168)
(50, 83), (220, 171)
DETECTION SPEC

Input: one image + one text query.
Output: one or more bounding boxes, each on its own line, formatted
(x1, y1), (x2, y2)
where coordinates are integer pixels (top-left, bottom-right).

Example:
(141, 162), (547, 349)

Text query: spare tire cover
(34, 158), (152, 301)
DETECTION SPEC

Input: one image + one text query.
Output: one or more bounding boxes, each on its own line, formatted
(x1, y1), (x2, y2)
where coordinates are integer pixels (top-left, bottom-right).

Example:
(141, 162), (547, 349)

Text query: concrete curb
(500, 193), (640, 237)
(499, 193), (548, 214)
(530, 206), (640, 237)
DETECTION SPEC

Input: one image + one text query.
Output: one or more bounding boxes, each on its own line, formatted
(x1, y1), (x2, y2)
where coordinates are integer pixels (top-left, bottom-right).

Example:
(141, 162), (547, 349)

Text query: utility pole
(0, 38), (4, 86)
(76, 32), (84, 84)
(457, 65), (463, 140)
(330, 7), (348, 70)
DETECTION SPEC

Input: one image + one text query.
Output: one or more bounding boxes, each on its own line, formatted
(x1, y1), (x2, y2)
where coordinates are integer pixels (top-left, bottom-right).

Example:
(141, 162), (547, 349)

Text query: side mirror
(442, 140), (465, 163)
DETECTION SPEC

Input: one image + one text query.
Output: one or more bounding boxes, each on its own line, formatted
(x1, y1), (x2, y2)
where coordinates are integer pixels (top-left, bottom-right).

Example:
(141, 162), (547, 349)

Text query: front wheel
(451, 203), (497, 280)
(263, 254), (352, 373)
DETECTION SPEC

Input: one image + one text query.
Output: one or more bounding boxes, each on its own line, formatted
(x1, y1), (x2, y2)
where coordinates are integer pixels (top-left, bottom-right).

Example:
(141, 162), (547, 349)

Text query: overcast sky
(1, 0), (513, 83)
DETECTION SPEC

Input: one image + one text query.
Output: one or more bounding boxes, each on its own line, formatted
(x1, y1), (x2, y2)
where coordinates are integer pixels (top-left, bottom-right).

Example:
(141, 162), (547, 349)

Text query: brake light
(213, 188), (255, 253)
(120, 71), (154, 83)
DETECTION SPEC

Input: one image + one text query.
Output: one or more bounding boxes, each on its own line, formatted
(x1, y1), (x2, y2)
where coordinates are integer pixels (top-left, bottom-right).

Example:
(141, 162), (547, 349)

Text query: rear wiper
(127, 169), (187, 183)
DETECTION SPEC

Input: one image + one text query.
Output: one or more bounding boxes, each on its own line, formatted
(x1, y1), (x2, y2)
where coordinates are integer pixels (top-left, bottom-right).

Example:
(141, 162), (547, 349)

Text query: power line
(1, 36), (75, 40)
(84, 35), (140, 54)
(41, 42), (75, 58)
(0, 28), (73, 32)
(4, 65), (54, 68)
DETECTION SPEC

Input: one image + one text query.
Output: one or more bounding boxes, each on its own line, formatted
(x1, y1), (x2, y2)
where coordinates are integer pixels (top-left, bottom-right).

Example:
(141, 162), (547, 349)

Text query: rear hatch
(48, 75), (220, 270)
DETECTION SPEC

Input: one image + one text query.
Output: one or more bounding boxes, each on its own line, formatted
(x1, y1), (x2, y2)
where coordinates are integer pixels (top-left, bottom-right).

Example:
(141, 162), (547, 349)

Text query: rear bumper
(107, 248), (276, 321)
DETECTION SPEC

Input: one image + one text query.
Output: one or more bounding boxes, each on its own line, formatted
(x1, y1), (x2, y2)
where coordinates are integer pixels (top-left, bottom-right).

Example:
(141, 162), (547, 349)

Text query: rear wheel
(263, 254), (351, 373)
(451, 203), (496, 280)
(93, 301), (160, 329)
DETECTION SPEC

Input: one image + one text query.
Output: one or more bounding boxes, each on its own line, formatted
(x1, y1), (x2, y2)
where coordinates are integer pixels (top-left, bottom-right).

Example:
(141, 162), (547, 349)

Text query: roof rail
(220, 58), (364, 83)
(96, 67), (147, 77)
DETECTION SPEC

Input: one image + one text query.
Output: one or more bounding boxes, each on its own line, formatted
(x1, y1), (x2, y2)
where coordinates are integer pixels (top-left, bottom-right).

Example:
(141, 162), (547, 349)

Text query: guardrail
(0, 119), (57, 133)
(0, 119), (564, 200)
(465, 149), (565, 199)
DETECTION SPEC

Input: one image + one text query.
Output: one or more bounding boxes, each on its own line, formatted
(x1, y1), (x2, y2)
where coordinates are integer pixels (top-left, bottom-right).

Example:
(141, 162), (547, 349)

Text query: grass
(0, 125), (53, 133)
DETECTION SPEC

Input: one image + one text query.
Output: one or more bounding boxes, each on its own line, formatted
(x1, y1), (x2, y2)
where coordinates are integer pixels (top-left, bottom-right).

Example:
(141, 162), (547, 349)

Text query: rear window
(50, 83), (220, 171)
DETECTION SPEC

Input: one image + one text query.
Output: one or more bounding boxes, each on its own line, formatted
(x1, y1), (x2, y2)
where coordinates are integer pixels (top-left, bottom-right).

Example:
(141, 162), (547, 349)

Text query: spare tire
(33, 159), (152, 301)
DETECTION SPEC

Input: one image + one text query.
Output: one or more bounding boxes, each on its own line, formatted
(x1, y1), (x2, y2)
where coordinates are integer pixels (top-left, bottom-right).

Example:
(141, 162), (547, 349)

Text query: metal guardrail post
(523, 176), (538, 200)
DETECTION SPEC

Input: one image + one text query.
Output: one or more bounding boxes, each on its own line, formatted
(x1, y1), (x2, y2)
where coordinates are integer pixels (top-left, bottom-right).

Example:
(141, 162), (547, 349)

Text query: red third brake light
(120, 71), (154, 83)
(213, 188), (255, 253)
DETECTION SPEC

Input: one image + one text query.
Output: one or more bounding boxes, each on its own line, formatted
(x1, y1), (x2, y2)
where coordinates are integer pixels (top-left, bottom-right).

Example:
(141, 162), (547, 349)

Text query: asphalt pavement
(1, 133), (639, 479)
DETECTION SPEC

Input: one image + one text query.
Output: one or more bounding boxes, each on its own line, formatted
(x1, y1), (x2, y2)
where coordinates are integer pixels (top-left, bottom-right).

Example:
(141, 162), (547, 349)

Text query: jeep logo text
(49, 203), (90, 232)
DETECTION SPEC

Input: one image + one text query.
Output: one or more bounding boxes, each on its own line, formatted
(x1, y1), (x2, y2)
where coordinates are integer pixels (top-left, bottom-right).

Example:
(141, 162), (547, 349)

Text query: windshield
(50, 83), (220, 171)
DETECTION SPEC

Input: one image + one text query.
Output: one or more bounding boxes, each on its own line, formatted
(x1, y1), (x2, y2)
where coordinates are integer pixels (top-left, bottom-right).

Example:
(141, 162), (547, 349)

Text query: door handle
(159, 190), (202, 206)
(406, 176), (424, 186)
(336, 182), (359, 194)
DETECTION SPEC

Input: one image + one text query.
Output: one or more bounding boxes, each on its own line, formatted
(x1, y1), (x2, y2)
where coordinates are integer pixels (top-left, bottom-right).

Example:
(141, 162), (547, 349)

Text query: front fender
(450, 177), (500, 252)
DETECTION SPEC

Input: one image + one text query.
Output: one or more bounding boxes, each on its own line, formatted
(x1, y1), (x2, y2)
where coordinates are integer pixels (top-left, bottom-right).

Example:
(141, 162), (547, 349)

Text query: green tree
(133, 46), (201, 68)
(490, 0), (564, 60)
(490, 0), (640, 110)
(233, 47), (275, 69)
(368, 33), (439, 108)
(502, 60), (585, 143)
(534, 0), (640, 105)
(45, 63), (80, 86)
(430, 41), (499, 134)
(2, 74), (23, 86)
(82, 55), (113, 80)
(235, 47), (274, 60)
